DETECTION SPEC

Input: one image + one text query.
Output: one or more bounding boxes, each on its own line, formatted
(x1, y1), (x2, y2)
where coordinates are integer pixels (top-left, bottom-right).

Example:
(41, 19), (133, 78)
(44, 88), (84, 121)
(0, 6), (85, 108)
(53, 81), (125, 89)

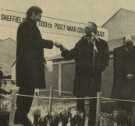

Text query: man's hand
(54, 42), (66, 51)
(54, 42), (62, 48)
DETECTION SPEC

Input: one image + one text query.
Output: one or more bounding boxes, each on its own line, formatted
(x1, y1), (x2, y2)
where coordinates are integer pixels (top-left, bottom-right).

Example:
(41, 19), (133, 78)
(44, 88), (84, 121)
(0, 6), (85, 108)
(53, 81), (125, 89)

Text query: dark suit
(15, 18), (53, 125)
(61, 35), (109, 125)
(0, 70), (3, 86)
(112, 45), (135, 99)
(112, 45), (135, 113)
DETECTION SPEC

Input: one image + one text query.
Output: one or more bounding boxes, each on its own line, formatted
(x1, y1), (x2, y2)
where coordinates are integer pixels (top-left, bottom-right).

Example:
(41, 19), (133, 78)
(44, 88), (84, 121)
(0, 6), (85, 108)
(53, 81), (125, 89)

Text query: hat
(123, 35), (133, 42)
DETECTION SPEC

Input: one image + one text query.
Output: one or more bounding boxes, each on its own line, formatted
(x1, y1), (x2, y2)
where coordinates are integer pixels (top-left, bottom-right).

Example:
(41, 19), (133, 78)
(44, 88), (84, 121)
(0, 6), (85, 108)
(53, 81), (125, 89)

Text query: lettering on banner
(0, 13), (106, 38)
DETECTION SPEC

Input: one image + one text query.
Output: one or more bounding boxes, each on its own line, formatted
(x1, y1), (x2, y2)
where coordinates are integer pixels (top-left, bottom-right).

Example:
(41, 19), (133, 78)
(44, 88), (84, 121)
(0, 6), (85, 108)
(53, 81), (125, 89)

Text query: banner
(0, 9), (108, 40)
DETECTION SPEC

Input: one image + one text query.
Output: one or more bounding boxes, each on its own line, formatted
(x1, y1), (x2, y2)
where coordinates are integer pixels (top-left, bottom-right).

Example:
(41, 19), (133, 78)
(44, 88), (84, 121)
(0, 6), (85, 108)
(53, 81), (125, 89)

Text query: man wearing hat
(60, 22), (109, 126)
(15, 6), (61, 126)
(112, 35), (135, 125)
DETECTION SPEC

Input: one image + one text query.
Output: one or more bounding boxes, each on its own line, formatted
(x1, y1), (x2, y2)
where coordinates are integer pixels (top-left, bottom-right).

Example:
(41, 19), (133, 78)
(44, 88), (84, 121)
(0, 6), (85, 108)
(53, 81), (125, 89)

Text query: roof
(102, 8), (135, 41)
(102, 8), (135, 27)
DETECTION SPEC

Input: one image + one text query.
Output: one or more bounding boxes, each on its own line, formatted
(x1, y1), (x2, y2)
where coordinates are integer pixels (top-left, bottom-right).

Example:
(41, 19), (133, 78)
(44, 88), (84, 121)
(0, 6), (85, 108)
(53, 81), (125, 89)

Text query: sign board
(0, 9), (108, 41)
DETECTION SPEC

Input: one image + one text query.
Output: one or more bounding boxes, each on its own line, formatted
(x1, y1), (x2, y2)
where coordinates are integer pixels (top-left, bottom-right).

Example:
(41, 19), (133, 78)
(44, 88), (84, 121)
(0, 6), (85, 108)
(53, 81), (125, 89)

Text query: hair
(88, 21), (97, 29)
(85, 21), (97, 34)
(26, 6), (43, 18)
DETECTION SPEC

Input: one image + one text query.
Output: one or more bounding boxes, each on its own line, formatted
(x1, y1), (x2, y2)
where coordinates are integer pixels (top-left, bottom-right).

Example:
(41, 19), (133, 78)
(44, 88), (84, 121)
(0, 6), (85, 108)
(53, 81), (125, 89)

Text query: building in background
(102, 8), (135, 97)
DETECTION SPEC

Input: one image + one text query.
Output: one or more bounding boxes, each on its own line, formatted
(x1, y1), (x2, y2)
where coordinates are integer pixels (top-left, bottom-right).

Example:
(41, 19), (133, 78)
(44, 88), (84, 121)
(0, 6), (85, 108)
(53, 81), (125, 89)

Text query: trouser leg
(88, 99), (97, 126)
(77, 99), (85, 112)
(14, 86), (34, 124)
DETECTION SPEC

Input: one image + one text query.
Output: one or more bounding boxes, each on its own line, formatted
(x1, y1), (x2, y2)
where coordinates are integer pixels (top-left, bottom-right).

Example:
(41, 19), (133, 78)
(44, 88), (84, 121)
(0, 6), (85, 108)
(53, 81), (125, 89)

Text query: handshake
(53, 42), (66, 51)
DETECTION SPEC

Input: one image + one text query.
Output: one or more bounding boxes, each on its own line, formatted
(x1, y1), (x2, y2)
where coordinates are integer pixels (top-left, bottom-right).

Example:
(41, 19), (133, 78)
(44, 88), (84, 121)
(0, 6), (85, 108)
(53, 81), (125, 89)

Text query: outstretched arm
(58, 44), (78, 60)
(17, 23), (54, 49)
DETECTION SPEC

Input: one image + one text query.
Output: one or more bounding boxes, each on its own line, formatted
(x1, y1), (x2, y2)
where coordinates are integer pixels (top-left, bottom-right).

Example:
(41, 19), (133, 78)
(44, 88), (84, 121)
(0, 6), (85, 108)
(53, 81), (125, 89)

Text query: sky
(0, 0), (135, 26)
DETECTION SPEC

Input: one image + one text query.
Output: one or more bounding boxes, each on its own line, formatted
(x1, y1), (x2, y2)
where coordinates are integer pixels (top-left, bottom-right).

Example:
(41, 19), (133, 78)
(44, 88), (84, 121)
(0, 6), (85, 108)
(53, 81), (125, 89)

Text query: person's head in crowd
(85, 22), (97, 37)
(26, 6), (43, 22)
(123, 35), (134, 47)
(11, 80), (15, 85)
(0, 66), (2, 72)
(33, 108), (41, 117)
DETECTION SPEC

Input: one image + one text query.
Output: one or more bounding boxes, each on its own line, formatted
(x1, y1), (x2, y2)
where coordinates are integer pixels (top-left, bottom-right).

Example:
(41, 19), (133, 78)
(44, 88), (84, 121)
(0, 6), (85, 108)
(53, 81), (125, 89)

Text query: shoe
(14, 111), (24, 124)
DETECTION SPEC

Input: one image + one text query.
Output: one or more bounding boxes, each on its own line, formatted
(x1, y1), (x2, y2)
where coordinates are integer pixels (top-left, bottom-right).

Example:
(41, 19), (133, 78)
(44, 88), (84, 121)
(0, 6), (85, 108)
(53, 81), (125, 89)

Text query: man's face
(123, 36), (133, 46)
(125, 40), (133, 46)
(31, 12), (42, 22)
(85, 23), (97, 36)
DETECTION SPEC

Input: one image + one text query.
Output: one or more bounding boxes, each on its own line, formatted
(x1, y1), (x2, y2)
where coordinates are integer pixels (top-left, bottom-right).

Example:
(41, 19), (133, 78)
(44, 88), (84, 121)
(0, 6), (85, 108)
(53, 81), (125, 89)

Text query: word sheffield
(1, 14), (24, 23)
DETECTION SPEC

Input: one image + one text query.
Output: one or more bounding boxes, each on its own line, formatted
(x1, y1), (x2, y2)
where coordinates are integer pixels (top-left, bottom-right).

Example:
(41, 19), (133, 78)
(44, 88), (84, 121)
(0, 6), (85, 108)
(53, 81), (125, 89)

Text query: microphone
(84, 32), (99, 44)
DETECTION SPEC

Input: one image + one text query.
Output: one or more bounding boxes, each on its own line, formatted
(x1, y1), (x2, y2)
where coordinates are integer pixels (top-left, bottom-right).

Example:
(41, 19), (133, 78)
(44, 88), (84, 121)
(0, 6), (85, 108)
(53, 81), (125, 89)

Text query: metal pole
(95, 91), (102, 126)
(48, 86), (53, 115)
(58, 64), (62, 96)
(9, 87), (23, 126)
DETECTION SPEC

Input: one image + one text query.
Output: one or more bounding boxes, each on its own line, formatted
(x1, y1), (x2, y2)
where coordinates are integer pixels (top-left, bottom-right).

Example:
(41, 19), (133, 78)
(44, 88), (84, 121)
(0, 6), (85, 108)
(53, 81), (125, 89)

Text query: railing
(0, 88), (135, 126)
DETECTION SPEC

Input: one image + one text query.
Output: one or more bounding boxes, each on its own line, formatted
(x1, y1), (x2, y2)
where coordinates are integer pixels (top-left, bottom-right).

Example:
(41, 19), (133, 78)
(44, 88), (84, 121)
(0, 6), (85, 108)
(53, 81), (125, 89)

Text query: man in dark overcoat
(14, 6), (60, 126)
(112, 36), (135, 125)
(60, 22), (109, 126)
(0, 67), (3, 86)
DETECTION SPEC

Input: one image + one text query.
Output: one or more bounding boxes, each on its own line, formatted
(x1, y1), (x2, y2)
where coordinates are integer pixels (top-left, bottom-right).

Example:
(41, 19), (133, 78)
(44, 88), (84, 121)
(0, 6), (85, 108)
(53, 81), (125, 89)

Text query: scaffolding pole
(96, 91), (102, 126)
(48, 86), (53, 115)
(8, 87), (22, 126)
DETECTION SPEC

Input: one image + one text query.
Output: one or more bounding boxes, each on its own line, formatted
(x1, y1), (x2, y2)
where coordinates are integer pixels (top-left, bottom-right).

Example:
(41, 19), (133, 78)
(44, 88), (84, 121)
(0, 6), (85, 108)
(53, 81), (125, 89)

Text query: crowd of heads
(31, 108), (85, 126)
